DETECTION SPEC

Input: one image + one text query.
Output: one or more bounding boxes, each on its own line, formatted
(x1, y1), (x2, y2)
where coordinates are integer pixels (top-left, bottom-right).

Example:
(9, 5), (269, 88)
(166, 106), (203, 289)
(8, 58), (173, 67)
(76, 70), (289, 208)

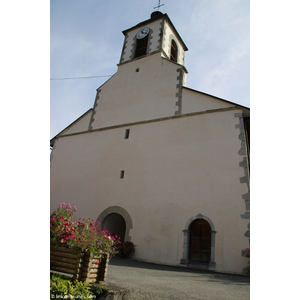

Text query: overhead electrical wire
(50, 75), (113, 81)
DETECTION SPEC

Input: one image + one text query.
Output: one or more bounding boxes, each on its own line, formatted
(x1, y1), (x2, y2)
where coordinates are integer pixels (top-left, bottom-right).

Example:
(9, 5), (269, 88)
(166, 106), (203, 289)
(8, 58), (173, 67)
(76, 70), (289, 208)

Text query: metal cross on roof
(154, 0), (164, 11)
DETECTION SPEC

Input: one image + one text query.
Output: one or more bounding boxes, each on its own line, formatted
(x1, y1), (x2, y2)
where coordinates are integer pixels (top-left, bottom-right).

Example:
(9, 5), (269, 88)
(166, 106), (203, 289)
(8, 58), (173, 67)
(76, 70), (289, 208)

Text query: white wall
(51, 108), (249, 273)
(91, 53), (186, 129)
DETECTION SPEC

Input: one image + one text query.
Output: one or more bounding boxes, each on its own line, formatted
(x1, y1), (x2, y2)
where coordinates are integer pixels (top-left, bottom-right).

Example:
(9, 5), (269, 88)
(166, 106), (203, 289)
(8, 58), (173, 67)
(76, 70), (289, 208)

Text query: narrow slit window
(120, 170), (125, 179)
(124, 129), (130, 139)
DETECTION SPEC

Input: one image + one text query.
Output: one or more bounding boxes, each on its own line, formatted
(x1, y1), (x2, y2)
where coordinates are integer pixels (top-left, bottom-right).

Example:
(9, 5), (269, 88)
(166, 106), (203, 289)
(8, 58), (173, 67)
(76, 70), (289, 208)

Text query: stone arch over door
(180, 214), (216, 269)
(96, 206), (133, 242)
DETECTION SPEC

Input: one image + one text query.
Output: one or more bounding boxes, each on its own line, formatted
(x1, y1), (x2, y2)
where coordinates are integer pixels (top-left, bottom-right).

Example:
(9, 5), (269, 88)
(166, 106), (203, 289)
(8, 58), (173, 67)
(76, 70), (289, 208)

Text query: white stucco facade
(50, 12), (250, 274)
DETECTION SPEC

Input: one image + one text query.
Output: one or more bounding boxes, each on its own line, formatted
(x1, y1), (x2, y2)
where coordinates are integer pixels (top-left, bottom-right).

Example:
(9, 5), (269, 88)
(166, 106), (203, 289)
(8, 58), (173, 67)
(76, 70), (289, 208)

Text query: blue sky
(50, 0), (249, 139)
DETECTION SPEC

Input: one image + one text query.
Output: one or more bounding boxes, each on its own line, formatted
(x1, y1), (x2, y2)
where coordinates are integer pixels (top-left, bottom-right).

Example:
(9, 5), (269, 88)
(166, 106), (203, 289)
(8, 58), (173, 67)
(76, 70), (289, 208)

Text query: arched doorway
(181, 214), (216, 269)
(189, 219), (211, 263)
(96, 206), (133, 242)
(102, 213), (126, 242)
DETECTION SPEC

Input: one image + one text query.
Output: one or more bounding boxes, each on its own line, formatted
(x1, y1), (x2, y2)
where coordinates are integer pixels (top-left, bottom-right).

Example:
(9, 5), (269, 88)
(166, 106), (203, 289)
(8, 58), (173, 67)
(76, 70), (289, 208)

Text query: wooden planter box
(50, 246), (109, 283)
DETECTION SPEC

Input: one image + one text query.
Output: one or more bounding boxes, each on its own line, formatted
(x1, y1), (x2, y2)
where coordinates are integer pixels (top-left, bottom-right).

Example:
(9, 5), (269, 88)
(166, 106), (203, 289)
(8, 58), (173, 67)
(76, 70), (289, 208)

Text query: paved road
(106, 258), (250, 300)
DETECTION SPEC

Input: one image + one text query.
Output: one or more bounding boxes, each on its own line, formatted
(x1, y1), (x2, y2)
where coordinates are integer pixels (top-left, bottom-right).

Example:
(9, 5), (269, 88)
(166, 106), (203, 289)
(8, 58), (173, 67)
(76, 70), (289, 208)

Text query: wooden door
(189, 219), (211, 263)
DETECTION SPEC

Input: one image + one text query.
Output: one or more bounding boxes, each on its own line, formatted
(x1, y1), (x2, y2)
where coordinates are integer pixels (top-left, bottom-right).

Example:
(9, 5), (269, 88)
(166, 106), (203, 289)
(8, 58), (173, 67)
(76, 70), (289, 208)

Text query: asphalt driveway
(106, 258), (250, 300)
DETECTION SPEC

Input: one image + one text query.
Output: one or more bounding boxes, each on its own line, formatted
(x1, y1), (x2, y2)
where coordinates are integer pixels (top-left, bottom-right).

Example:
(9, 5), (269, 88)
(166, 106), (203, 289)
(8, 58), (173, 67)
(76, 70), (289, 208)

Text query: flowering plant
(244, 246), (250, 258)
(116, 241), (135, 258)
(50, 203), (120, 258)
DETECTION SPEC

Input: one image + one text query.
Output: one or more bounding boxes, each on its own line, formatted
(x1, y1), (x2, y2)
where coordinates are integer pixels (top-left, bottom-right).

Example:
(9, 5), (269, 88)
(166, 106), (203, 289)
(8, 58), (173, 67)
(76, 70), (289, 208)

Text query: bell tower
(88, 12), (189, 130)
(119, 12), (188, 66)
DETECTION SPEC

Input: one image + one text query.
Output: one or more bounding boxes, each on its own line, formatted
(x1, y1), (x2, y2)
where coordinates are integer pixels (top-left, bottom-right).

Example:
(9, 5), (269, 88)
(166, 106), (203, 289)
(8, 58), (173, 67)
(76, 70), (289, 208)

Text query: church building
(50, 11), (250, 274)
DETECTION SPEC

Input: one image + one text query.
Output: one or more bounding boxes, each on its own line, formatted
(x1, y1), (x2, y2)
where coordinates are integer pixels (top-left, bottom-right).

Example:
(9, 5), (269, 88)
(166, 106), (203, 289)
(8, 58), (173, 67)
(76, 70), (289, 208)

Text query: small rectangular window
(124, 129), (130, 139)
(120, 170), (125, 179)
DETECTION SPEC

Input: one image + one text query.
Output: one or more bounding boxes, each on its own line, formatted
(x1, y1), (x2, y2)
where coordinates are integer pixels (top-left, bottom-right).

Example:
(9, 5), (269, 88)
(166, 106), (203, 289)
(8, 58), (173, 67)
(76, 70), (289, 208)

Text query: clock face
(136, 27), (150, 39)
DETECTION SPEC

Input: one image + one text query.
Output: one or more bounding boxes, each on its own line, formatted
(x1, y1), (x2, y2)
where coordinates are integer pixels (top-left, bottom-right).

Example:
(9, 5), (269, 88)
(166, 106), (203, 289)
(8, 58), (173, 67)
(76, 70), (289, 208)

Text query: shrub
(50, 274), (92, 298)
(50, 274), (108, 299)
(90, 282), (108, 297)
(117, 241), (135, 257)
(244, 246), (250, 257)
